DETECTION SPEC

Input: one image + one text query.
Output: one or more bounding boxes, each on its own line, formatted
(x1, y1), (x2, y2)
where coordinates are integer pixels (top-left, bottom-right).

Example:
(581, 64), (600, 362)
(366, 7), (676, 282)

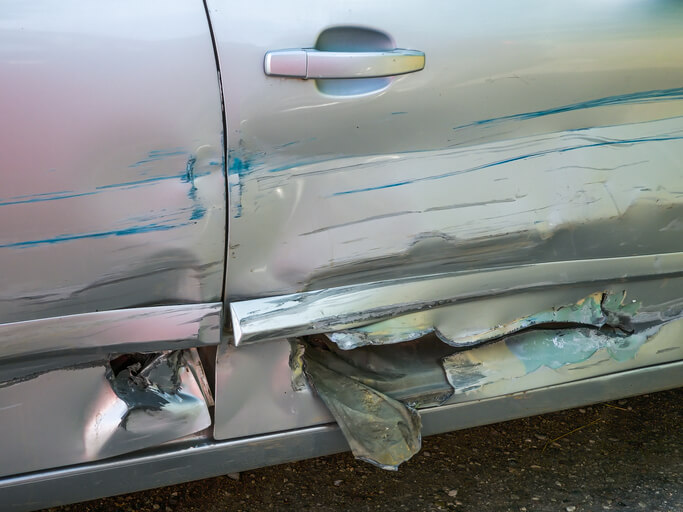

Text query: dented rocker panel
(0, 303), (222, 382)
(0, 350), (212, 478)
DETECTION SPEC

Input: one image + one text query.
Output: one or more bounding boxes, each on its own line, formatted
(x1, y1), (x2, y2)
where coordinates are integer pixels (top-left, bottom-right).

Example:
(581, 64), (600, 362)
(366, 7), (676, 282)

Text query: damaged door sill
(3, 361), (681, 512)
(290, 290), (682, 469)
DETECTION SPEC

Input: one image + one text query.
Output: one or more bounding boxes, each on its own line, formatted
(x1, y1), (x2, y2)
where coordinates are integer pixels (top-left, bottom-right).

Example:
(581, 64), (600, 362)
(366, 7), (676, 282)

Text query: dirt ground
(49, 389), (682, 512)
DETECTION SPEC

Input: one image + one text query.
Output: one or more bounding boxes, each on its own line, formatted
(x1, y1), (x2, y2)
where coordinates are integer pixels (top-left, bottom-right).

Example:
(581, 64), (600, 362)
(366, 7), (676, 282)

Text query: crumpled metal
(296, 340), (423, 470)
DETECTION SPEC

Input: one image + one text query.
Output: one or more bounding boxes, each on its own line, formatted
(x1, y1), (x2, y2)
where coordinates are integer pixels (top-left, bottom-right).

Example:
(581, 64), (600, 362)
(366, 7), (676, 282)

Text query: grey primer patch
(295, 291), (682, 470)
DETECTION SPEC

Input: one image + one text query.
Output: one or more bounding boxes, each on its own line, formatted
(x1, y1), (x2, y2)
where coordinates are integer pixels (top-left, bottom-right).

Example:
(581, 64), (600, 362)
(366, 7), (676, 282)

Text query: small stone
(530, 465), (542, 469)
(579, 409), (586, 413)
(171, 492), (178, 498)
(447, 489), (458, 497)
(424, 451), (431, 457)
(334, 480), (343, 487)
(566, 507), (576, 512)
(153, 505), (160, 511)
(227, 473), (240, 481)
(534, 433), (548, 440)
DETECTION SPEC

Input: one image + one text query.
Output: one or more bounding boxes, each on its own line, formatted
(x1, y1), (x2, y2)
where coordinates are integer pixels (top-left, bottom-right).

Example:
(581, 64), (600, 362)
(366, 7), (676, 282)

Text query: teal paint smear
(506, 328), (647, 374)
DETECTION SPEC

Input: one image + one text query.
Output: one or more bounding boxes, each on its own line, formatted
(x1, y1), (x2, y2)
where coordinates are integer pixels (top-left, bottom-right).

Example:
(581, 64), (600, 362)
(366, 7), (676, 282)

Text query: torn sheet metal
(296, 341), (422, 470)
(292, 289), (682, 470)
(443, 317), (683, 399)
(230, 253), (682, 346)
(0, 350), (211, 478)
(328, 290), (637, 350)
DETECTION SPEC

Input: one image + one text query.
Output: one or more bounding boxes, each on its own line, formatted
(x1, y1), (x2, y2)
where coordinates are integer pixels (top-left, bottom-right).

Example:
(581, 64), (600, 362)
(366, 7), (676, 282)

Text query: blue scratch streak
(190, 205), (207, 220)
(453, 87), (683, 131)
(128, 150), (189, 167)
(0, 223), (185, 249)
(333, 135), (683, 196)
(0, 191), (99, 207)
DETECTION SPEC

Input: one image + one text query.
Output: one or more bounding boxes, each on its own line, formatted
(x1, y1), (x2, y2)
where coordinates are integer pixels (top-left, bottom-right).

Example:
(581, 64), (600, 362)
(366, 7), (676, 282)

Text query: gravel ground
(48, 389), (682, 512)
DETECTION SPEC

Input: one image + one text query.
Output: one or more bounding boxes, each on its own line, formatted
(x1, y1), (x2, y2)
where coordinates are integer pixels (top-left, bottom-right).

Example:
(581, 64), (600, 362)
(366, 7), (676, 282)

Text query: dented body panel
(0, 0), (226, 325)
(0, 349), (212, 478)
(1, 0), (683, 508)
(208, 0), (683, 300)
(212, 2), (682, 467)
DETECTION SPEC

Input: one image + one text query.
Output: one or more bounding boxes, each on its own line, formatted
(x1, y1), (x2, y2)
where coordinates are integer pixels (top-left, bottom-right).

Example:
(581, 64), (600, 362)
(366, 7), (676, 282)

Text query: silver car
(1, 1), (681, 510)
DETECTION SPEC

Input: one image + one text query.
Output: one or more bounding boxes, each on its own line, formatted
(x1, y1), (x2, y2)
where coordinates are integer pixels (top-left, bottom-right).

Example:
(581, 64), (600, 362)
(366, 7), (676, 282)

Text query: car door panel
(209, 1), (683, 440)
(0, 0), (226, 325)
(208, 0), (682, 302)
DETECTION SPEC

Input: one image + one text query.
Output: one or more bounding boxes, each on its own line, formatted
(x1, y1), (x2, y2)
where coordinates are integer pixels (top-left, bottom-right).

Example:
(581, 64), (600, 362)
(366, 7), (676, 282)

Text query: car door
(208, 1), (683, 440)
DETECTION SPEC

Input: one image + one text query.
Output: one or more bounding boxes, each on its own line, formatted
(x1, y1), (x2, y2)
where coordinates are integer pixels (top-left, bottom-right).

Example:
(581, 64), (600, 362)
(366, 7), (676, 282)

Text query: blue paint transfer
(128, 149), (189, 168)
(332, 135), (683, 196)
(190, 205), (207, 221)
(0, 223), (185, 249)
(453, 87), (683, 131)
(391, 111), (408, 115)
(506, 328), (647, 374)
(275, 141), (300, 149)
(95, 175), (182, 190)
(183, 156), (197, 190)
(0, 191), (98, 207)
(228, 150), (260, 218)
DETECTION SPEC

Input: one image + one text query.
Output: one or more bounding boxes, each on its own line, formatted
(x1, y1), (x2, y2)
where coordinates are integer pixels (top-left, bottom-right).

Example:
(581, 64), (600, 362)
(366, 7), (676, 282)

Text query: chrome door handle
(264, 49), (425, 79)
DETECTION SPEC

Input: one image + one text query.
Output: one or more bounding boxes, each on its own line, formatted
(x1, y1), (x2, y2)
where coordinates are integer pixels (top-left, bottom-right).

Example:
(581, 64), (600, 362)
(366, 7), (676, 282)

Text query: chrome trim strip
(0, 303), (222, 363)
(1, 361), (680, 512)
(230, 253), (683, 345)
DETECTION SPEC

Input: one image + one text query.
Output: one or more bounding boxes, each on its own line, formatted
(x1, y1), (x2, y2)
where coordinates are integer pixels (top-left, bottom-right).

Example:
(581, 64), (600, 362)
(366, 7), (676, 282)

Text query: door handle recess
(264, 49), (425, 79)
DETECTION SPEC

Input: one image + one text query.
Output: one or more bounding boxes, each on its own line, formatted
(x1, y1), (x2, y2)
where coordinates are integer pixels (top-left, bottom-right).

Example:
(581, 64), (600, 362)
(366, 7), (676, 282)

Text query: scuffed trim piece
(0, 303), (222, 367)
(230, 253), (682, 345)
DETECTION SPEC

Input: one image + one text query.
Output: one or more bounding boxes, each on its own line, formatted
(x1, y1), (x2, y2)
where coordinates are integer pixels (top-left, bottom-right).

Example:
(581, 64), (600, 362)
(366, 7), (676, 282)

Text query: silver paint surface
(0, 0), (226, 325)
(208, 0), (683, 301)
(214, 339), (332, 440)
